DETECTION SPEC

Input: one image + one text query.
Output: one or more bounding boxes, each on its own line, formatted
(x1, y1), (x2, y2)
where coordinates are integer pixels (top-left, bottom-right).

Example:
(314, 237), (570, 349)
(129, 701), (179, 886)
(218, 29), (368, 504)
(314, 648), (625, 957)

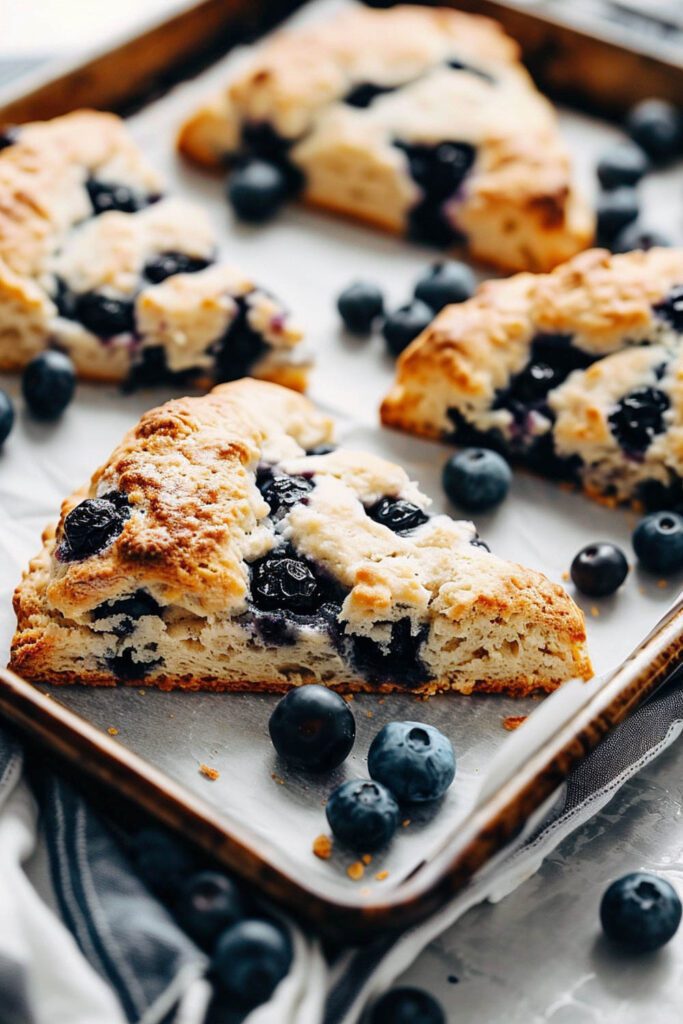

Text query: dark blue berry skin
(326, 779), (399, 851)
(0, 126), (20, 150)
(570, 543), (629, 597)
(442, 448), (511, 512)
(269, 684), (355, 772)
(414, 261), (476, 312)
(383, 300), (433, 357)
(596, 143), (649, 190)
(213, 919), (292, 1008)
(258, 471), (314, 520)
(75, 293), (136, 337)
(143, 252), (212, 284)
(0, 389), (14, 445)
(368, 721), (455, 803)
(596, 188), (639, 246)
(367, 497), (428, 534)
(653, 285), (683, 331)
(337, 281), (385, 334)
(609, 387), (669, 455)
(600, 872), (682, 952)
(22, 351), (76, 420)
(632, 511), (683, 574)
(626, 100), (683, 162)
(86, 178), (145, 215)
(347, 619), (428, 689)
(59, 491), (130, 561)
(227, 160), (288, 223)
(250, 549), (327, 614)
(175, 870), (246, 949)
(610, 223), (671, 254)
(130, 826), (198, 899)
(370, 987), (446, 1024)
(306, 443), (337, 456)
(344, 82), (398, 108)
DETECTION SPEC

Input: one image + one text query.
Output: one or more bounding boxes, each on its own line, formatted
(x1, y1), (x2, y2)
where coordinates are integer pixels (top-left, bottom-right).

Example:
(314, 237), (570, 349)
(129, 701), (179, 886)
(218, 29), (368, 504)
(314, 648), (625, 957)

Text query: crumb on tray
(107, 726), (119, 736)
(502, 715), (527, 731)
(199, 763), (220, 780)
(313, 834), (333, 860)
(347, 861), (365, 881)
(375, 870), (389, 882)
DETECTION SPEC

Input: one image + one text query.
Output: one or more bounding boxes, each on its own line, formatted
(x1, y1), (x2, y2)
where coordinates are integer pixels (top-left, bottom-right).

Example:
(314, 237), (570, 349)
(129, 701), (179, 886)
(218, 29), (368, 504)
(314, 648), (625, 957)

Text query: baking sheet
(1, 0), (683, 906)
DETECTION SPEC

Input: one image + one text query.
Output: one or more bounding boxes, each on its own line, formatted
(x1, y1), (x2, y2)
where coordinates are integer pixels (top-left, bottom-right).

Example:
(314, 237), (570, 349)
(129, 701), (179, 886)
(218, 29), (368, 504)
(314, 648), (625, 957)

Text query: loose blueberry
(596, 142), (650, 190)
(366, 496), (428, 533)
(325, 779), (399, 851)
(60, 491), (131, 561)
(269, 684), (355, 772)
(626, 100), (683, 162)
(608, 386), (669, 454)
(75, 292), (135, 337)
(414, 261), (476, 312)
(143, 252), (212, 284)
(570, 542), (629, 597)
(368, 721), (455, 803)
(653, 285), (683, 331)
(600, 872), (682, 952)
(250, 549), (326, 614)
(175, 870), (246, 949)
(632, 511), (683, 574)
(0, 389), (14, 445)
(22, 351), (76, 420)
(596, 188), (639, 245)
(213, 919), (292, 1008)
(442, 448), (511, 512)
(370, 987), (446, 1024)
(86, 178), (143, 215)
(227, 160), (288, 223)
(610, 222), (672, 254)
(383, 300), (433, 357)
(130, 826), (197, 898)
(258, 472), (314, 520)
(337, 281), (384, 334)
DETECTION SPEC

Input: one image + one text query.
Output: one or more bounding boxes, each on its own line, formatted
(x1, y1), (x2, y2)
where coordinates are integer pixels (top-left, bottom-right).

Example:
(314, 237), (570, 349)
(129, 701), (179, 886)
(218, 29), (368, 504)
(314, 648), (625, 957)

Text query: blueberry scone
(0, 110), (306, 390)
(382, 248), (683, 509)
(11, 379), (590, 694)
(178, 5), (593, 273)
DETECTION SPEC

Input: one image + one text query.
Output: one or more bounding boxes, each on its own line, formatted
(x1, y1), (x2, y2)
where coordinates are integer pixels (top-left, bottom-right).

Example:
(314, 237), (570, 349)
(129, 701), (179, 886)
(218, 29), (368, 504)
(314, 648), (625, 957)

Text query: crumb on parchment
(375, 870), (389, 881)
(313, 834), (333, 860)
(199, 763), (220, 780)
(502, 715), (527, 731)
(347, 861), (365, 881)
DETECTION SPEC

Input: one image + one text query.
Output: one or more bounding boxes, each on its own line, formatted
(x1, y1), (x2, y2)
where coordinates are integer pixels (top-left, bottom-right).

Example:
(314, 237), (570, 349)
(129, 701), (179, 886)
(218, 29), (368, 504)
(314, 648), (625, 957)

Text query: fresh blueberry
(442, 448), (511, 512)
(414, 261), (476, 312)
(326, 779), (399, 851)
(626, 100), (683, 162)
(383, 300), (433, 357)
(570, 542), (629, 597)
(130, 826), (197, 898)
(600, 872), (682, 952)
(366, 496), (428, 533)
(337, 281), (384, 334)
(227, 160), (288, 223)
(75, 292), (135, 337)
(143, 252), (212, 284)
(86, 178), (144, 215)
(175, 870), (246, 949)
(653, 285), (683, 331)
(59, 491), (131, 561)
(608, 386), (669, 454)
(0, 389), (14, 445)
(610, 222), (672, 254)
(250, 549), (327, 614)
(22, 351), (76, 420)
(370, 987), (446, 1024)
(368, 721), (455, 803)
(632, 511), (683, 574)
(596, 188), (639, 245)
(213, 919), (292, 1008)
(258, 472), (314, 520)
(596, 142), (650, 190)
(269, 684), (355, 772)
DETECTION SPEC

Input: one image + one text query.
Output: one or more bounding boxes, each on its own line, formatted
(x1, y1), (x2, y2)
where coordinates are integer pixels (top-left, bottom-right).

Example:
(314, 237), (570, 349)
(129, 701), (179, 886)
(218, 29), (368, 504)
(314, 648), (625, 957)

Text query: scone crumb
(271, 772), (285, 786)
(657, 579), (668, 589)
(138, 689), (146, 696)
(344, 694), (355, 703)
(375, 870), (389, 882)
(402, 818), (411, 828)
(502, 715), (527, 731)
(561, 571), (569, 582)
(107, 727), (119, 736)
(366, 711), (374, 719)
(347, 861), (365, 881)
(313, 834), (333, 860)
(590, 605), (600, 618)
(199, 763), (220, 781)
(361, 853), (373, 865)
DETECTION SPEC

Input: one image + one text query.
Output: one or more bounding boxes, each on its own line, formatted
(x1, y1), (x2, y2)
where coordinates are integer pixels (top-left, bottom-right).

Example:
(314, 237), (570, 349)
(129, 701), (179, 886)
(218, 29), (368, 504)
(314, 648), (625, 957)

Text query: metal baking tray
(0, 0), (682, 940)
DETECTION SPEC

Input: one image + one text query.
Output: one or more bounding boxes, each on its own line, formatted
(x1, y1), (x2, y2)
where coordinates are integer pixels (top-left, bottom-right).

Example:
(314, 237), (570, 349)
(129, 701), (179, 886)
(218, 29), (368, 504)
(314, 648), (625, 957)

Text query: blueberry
(368, 721), (455, 803)
(337, 281), (384, 334)
(144, 252), (212, 284)
(596, 142), (650, 190)
(258, 472), (314, 520)
(60, 491), (131, 561)
(366, 496), (428, 533)
(175, 870), (246, 949)
(250, 549), (326, 614)
(610, 222), (672, 254)
(348, 619), (428, 689)
(91, 590), (161, 633)
(626, 100), (683, 162)
(75, 292), (135, 337)
(596, 188), (639, 245)
(0, 126), (20, 150)
(370, 987), (446, 1024)
(570, 542), (629, 597)
(383, 300), (433, 357)
(306, 443), (337, 456)
(0, 389), (14, 445)
(632, 511), (683, 574)
(600, 872), (682, 952)
(608, 386), (669, 454)
(22, 351), (76, 420)
(442, 448), (511, 512)
(344, 82), (398, 108)
(653, 285), (683, 331)
(53, 278), (77, 319)
(130, 826), (197, 898)
(395, 140), (476, 199)
(269, 684), (355, 772)
(86, 178), (144, 215)
(414, 261), (476, 312)
(325, 779), (399, 851)
(213, 919), (292, 1008)
(227, 160), (288, 223)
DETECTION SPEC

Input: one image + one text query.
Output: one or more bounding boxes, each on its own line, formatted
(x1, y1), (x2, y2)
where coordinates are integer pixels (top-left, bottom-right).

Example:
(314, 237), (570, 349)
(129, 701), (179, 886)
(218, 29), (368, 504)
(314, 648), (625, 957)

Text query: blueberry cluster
(57, 490), (131, 562)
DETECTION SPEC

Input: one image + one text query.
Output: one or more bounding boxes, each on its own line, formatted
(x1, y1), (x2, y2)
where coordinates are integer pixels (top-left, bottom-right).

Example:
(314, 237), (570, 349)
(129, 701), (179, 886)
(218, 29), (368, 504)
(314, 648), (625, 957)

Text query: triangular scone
(382, 248), (683, 509)
(11, 379), (591, 695)
(0, 111), (306, 390)
(178, 5), (592, 273)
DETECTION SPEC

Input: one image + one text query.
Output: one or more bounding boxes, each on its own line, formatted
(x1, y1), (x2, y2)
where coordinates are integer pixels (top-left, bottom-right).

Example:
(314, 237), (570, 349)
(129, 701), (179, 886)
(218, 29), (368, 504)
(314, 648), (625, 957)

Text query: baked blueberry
(366, 496), (428, 533)
(626, 100), (683, 162)
(306, 443), (337, 456)
(596, 142), (650, 190)
(653, 285), (683, 332)
(600, 872), (682, 952)
(22, 351), (76, 420)
(608, 386), (669, 454)
(368, 721), (455, 803)
(213, 919), (292, 1008)
(175, 870), (246, 949)
(395, 140), (475, 199)
(143, 252), (212, 283)
(610, 223), (672, 254)
(52, 278), (77, 319)
(86, 178), (143, 215)
(268, 684), (355, 771)
(325, 779), (399, 851)
(106, 648), (161, 682)
(370, 987), (446, 1024)
(632, 511), (683, 574)
(348, 619), (428, 689)
(596, 188), (639, 245)
(344, 82), (398, 108)
(446, 58), (495, 84)
(570, 542), (629, 597)
(337, 281), (385, 334)
(227, 159), (288, 223)
(60, 491), (131, 561)
(74, 292), (135, 337)
(0, 389), (14, 445)
(250, 549), (326, 614)
(258, 472), (314, 520)
(383, 300), (433, 356)
(442, 448), (511, 511)
(0, 126), (20, 150)
(130, 826), (197, 898)
(92, 590), (161, 635)
(414, 260), (476, 312)
(213, 295), (269, 383)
